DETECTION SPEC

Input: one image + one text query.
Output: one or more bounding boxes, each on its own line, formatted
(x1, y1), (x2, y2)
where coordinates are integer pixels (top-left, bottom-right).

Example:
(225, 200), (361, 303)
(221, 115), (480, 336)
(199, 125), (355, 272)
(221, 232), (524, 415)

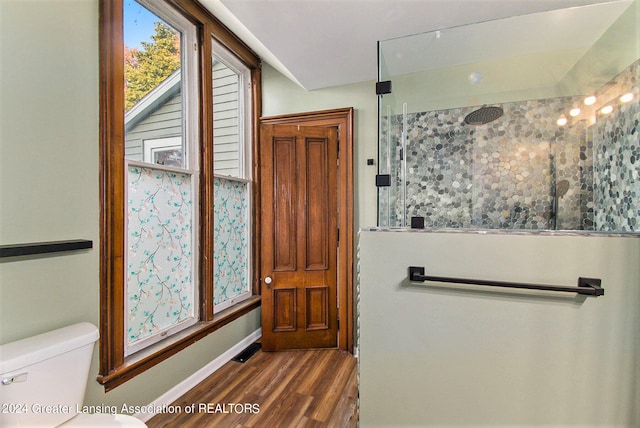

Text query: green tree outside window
(125, 22), (180, 111)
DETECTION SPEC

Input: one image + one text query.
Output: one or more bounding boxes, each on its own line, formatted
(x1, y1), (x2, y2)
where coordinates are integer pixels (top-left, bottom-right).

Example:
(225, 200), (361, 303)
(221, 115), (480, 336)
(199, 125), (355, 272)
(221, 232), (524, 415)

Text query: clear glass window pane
(212, 37), (251, 180)
(124, 0), (184, 168)
(213, 56), (242, 178)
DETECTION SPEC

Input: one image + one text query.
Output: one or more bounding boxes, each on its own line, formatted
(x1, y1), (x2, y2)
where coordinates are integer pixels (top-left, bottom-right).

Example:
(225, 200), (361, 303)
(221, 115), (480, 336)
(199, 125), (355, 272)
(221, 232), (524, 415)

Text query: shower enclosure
(377, 0), (640, 232)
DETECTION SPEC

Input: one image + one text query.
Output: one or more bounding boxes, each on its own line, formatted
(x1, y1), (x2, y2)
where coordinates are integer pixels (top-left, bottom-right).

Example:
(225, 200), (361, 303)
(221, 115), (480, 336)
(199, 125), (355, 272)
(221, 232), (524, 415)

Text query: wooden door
(260, 124), (339, 351)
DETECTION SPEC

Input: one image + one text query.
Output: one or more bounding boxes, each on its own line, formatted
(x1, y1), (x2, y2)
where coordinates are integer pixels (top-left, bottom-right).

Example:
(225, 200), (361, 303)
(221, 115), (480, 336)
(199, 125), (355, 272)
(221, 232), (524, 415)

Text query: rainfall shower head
(464, 106), (504, 125)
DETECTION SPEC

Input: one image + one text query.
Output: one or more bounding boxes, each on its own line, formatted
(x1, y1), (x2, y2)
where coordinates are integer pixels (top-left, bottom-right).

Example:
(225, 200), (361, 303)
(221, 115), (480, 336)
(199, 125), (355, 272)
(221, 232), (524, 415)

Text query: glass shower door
(378, 43), (408, 227)
(376, 0), (639, 232)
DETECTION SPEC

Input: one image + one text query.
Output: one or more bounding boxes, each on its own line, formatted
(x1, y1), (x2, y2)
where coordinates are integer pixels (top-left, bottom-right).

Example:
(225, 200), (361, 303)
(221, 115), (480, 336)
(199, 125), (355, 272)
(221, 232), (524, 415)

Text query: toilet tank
(0, 322), (99, 427)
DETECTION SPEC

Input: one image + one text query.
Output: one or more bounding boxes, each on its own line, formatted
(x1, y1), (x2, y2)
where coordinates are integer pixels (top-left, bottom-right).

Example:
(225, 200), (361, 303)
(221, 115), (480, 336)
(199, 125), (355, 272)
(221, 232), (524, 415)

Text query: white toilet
(0, 323), (147, 427)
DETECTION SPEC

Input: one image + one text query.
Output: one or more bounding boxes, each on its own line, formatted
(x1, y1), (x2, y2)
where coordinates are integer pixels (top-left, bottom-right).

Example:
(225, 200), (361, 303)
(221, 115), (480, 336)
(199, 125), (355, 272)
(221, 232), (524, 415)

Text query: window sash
(212, 37), (253, 312)
(123, 0), (200, 356)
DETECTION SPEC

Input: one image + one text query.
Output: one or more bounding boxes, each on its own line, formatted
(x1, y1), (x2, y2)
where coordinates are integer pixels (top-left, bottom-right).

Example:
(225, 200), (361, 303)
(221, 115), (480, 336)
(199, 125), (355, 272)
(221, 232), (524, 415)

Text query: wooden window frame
(98, 0), (262, 391)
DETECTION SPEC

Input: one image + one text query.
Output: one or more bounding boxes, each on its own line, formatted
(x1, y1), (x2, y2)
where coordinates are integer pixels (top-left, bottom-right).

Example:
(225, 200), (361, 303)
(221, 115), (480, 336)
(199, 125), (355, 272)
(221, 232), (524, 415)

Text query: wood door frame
(260, 107), (354, 353)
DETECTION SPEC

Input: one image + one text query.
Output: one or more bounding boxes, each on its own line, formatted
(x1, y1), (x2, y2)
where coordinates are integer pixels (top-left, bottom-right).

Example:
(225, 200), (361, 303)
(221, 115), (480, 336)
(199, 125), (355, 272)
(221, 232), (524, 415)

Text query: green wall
(0, 0), (260, 410)
(261, 64), (379, 229)
(359, 230), (640, 426)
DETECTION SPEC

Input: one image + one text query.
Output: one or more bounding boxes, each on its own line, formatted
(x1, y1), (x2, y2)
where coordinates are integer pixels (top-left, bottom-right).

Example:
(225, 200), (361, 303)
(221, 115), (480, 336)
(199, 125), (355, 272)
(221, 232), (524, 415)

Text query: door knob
(264, 276), (273, 287)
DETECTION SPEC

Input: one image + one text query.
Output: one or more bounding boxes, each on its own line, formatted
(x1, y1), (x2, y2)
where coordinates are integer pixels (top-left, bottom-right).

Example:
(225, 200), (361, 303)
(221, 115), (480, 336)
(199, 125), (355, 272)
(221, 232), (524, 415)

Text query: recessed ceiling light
(557, 116), (567, 126)
(468, 71), (483, 85)
(620, 93), (634, 103)
(584, 96), (597, 106)
(600, 105), (613, 114)
(569, 108), (581, 117)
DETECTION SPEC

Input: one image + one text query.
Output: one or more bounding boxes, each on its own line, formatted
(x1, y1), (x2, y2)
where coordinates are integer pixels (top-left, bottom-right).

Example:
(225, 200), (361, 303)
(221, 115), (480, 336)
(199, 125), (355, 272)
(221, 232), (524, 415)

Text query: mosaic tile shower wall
(383, 98), (590, 229)
(380, 59), (639, 232)
(593, 59), (640, 232)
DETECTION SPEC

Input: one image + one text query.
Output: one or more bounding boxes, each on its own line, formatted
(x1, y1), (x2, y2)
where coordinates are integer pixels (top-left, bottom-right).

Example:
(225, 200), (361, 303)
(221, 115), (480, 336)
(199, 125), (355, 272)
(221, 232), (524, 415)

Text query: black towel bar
(408, 266), (604, 296)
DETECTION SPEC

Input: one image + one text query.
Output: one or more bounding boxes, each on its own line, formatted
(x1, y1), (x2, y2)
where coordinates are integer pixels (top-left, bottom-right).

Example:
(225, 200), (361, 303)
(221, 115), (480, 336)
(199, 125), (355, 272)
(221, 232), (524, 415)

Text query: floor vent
(231, 342), (261, 363)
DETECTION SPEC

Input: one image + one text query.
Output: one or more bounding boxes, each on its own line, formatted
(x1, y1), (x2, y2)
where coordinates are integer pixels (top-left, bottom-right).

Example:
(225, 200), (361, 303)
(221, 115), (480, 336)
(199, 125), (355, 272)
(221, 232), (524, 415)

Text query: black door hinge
(376, 80), (392, 95)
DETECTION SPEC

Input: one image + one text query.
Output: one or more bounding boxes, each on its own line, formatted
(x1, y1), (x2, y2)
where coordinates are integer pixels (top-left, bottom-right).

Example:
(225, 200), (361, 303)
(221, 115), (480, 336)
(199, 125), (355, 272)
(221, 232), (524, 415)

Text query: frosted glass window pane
(126, 165), (195, 350)
(214, 177), (250, 309)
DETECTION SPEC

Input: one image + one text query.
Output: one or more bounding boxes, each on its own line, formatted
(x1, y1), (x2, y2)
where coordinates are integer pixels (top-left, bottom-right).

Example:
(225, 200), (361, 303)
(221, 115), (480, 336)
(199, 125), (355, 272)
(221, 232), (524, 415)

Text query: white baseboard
(135, 328), (262, 422)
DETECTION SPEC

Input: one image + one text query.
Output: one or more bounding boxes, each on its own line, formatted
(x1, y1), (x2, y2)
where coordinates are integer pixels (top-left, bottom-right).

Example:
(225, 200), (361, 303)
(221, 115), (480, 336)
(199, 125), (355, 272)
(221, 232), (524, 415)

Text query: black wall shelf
(0, 240), (93, 258)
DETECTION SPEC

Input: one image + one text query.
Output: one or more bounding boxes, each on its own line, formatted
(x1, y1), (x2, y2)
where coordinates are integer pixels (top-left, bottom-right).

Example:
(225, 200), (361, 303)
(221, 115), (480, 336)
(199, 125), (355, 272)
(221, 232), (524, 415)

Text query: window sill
(97, 296), (261, 391)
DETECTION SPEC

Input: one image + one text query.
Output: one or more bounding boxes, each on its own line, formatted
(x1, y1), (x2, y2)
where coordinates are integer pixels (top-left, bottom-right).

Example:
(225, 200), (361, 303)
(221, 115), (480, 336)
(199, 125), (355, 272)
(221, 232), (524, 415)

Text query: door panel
(261, 124), (338, 351)
(305, 286), (329, 330)
(272, 136), (297, 271)
(273, 288), (297, 332)
(305, 138), (329, 270)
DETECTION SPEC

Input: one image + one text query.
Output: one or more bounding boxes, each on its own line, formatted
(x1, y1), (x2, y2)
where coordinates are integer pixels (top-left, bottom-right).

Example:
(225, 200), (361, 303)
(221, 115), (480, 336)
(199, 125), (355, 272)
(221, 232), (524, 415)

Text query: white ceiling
(199, 0), (628, 90)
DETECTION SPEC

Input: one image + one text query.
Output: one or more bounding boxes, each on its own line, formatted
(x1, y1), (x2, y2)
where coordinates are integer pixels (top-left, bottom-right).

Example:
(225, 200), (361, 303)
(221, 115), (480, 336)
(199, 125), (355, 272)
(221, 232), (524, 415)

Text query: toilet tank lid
(0, 322), (99, 374)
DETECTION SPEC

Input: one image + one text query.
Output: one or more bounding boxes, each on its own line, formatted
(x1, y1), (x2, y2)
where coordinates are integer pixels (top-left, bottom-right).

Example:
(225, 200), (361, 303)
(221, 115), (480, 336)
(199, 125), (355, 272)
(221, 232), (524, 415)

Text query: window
(212, 38), (253, 312)
(99, 0), (261, 390)
(142, 137), (182, 166)
(123, 0), (199, 357)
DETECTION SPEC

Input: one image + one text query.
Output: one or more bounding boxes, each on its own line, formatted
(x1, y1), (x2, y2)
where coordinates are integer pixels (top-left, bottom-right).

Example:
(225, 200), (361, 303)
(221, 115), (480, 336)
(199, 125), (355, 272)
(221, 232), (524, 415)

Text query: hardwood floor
(146, 347), (358, 427)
